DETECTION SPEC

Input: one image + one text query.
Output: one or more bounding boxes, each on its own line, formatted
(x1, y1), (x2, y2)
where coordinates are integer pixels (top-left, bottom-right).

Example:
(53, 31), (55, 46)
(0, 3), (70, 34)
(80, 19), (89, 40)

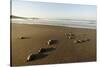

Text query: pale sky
(12, 0), (96, 20)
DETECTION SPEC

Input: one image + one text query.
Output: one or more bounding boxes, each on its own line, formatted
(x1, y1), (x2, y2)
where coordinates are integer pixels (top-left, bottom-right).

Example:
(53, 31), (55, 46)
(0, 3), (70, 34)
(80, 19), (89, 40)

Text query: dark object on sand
(26, 53), (48, 62)
(18, 36), (30, 39)
(47, 40), (58, 45)
(74, 38), (90, 43)
(19, 37), (25, 39)
(38, 47), (56, 54)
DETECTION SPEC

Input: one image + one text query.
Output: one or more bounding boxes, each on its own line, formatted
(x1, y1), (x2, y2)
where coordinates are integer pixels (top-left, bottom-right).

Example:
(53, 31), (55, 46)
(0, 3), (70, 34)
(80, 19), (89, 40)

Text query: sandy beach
(11, 23), (96, 66)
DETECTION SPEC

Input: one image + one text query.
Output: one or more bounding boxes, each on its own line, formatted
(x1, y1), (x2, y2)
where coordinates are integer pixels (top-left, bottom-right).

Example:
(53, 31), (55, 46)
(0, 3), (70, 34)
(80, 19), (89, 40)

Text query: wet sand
(11, 23), (96, 66)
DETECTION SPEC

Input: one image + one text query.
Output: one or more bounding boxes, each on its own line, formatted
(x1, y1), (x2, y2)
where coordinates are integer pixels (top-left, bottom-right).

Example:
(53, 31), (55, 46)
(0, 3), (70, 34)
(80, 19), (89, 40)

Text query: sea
(11, 18), (96, 29)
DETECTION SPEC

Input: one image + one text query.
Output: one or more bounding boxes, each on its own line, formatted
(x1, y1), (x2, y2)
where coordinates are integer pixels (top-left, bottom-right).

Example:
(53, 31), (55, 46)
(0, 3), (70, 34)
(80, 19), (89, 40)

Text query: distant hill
(10, 15), (27, 19)
(11, 15), (40, 19)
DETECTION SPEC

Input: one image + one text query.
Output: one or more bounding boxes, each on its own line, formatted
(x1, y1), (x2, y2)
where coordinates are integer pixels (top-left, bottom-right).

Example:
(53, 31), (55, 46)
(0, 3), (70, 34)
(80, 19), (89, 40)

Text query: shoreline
(11, 23), (96, 30)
